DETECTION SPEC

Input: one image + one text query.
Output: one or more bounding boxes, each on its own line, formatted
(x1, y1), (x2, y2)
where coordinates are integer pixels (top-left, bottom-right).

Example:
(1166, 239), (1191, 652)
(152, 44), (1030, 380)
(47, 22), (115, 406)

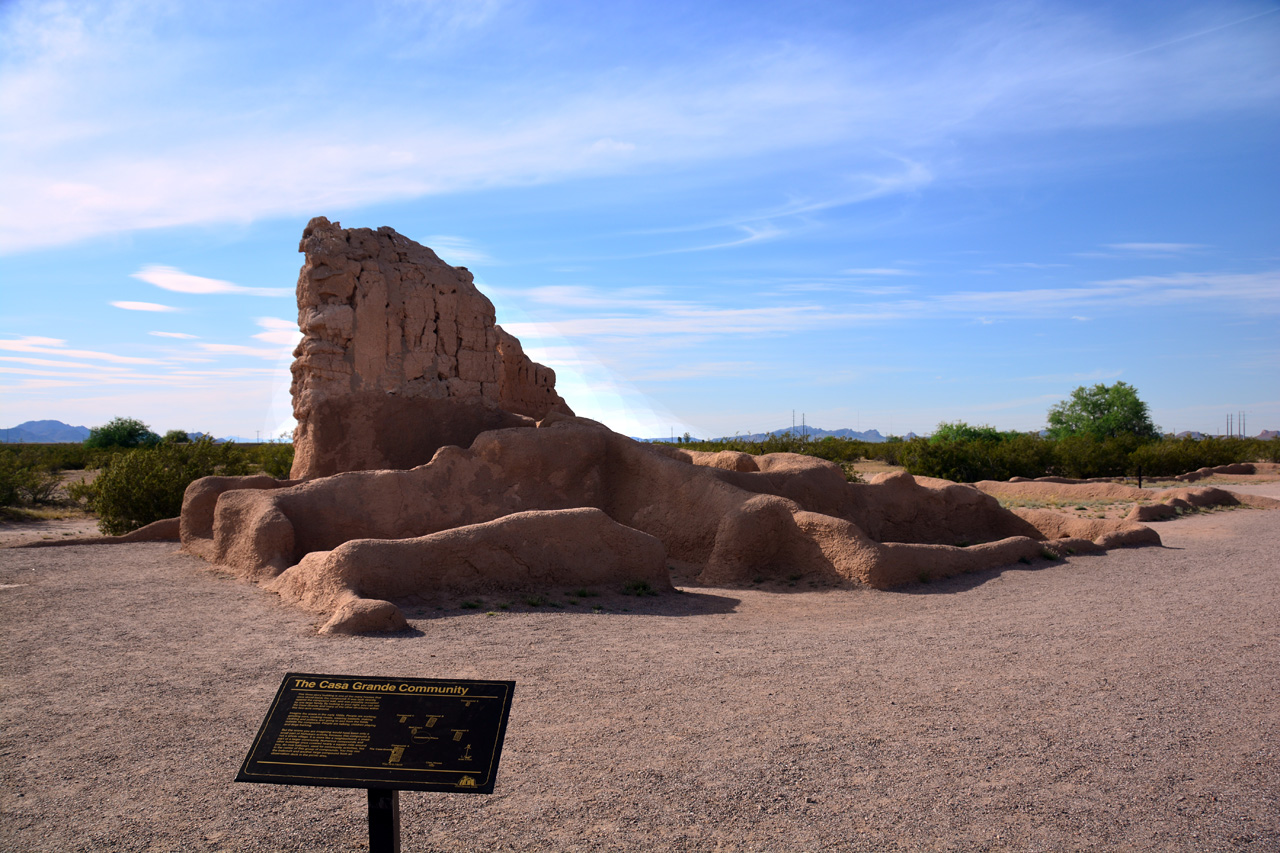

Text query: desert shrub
(0, 449), (63, 506)
(1128, 436), (1274, 477)
(0, 454), (26, 506)
(667, 430), (1275, 482)
(929, 421), (1004, 444)
(868, 437), (909, 467)
(88, 439), (252, 535)
(1050, 434), (1144, 479)
(254, 436), (295, 479)
(161, 429), (191, 444)
(1253, 437), (1280, 463)
(900, 433), (1055, 482)
(0, 443), (101, 472)
(84, 416), (161, 449)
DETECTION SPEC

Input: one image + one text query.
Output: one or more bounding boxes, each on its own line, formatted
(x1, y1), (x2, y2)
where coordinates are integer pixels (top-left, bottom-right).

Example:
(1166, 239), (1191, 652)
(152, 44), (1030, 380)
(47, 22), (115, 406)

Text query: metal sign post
(368, 788), (401, 853)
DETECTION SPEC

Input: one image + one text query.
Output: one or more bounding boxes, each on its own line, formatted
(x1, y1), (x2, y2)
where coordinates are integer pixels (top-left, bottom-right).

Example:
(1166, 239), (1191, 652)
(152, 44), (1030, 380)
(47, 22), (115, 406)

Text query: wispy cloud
(842, 268), (919, 276)
(131, 265), (290, 297)
(505, 269), (1280, 348)
(524, 286), (684, 311)
(111, 300), (179, 312)
(926, 271), (1280, 316)
(5, 4), (1274, 253)
(252, 317), (302, 347)
(0, 336), (164, 365)
(423, 236), (493, 266)
(631, 361), (762, 382)
(0, 355), (131, 371)
(1106, 243), (1206, 253)
(149, 331), (197, 339)
(506, 304), (897, 340)
(987, 262), (1070, 270)
(196, 343), (293, 360)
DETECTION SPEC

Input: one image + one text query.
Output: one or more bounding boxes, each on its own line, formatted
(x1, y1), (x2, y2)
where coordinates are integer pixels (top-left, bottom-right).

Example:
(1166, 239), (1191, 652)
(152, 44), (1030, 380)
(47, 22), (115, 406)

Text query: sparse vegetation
(80, 438), (252, 535)
(621, 580), (657, 596)
(255, 434), (295, 479)
(0, 451), (61, 507)
(663, 429), (1277, 483)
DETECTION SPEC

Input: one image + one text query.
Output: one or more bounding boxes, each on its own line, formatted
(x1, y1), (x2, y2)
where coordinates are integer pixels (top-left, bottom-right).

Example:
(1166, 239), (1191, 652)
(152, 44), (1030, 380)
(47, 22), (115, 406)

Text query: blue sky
(2, 0), (1277, 441)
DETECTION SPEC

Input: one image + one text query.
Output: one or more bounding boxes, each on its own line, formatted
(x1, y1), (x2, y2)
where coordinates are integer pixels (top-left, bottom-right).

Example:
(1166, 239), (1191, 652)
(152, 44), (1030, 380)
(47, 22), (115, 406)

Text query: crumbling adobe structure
(179, 219), (1175, 634)
(290, 216), (571, 479)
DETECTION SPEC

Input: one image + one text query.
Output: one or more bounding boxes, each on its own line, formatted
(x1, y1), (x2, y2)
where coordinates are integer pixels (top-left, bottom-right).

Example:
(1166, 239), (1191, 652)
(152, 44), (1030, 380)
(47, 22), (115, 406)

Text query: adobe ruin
(175, 218), (1187, 633)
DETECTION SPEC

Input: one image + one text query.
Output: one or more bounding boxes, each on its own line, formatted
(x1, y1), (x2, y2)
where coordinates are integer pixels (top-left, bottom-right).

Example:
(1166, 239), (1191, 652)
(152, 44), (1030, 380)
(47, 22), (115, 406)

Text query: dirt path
(2, 487), (1278, 852)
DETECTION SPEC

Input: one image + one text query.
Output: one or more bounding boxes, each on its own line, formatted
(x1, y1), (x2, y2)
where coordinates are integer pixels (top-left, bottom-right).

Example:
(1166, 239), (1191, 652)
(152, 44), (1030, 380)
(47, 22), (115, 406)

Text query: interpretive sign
(236, 672), (515, 794)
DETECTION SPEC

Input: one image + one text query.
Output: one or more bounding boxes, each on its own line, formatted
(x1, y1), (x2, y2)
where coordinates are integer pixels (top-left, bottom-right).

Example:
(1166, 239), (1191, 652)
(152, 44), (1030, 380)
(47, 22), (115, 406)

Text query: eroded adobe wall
(290, 216), (572, 479)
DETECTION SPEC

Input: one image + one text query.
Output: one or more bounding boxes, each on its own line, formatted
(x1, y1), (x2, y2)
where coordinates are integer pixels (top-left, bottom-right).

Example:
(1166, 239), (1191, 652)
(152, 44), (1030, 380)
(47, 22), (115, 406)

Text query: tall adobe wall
(290, 216), (572, 479)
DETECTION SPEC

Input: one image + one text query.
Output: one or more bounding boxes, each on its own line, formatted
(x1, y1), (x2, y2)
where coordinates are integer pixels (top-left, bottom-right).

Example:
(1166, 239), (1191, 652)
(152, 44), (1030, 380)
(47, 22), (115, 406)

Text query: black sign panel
(236, 673), (515, 793)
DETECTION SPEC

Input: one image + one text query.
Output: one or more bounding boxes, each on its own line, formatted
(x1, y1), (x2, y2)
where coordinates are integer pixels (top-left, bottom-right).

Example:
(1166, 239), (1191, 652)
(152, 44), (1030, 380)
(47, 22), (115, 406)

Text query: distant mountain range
(643, 426), (916, 443)
(4, 419), (1276, 445)
(1, 419), (91, 443)
(720, 426), (910, 443)
(0, 420), (234, 443)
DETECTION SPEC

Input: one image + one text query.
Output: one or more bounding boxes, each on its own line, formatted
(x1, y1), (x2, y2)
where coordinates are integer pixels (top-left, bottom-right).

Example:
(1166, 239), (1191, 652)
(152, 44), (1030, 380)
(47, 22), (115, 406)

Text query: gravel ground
(2, 484), (1278, 852)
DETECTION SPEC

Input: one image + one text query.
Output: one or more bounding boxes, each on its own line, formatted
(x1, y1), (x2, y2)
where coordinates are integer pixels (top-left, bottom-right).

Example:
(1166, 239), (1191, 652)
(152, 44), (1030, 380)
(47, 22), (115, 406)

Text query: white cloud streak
(1106, 243), (1206, 253)
(506, 270), (1280, 343)
(196, 343), (293, 360)
(111, 300), (179, 312)
(252, 317), (302, 347)
(131, 265), (291, 296)
(2, 2), (1275, 252)
(0, 336), (165, 365)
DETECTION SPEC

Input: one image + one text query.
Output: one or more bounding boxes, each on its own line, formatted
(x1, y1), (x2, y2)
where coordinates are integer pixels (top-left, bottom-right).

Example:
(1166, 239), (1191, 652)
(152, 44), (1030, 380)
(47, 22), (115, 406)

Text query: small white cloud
(252, 317), (302, 346)
(842, 268), (918, 276)
(0, 336), (164, 364)
(1106, 243), (1205, 253)
(149, 331), (198, 339)
(1070, 316), (1091, 322)
(131, 265), (291, 296)
(197, 342), (293, 360)
(587, 138), (637, 155)
(112, 300), (179, 312)
(423, 236), (492, 265)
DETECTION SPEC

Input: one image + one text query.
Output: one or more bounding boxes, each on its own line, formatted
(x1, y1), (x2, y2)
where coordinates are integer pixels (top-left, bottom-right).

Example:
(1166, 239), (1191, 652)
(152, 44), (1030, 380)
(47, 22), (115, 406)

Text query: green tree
(84, 416), (161, 449)
(1046, 382), (1158, 441)
(161, 429), (191, 444)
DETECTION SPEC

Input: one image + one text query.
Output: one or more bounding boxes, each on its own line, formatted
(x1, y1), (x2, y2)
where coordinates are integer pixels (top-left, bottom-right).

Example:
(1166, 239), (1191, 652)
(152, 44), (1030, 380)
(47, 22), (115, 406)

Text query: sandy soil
(2, 486), (1279, 852)
(0, 514), (101, 546)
